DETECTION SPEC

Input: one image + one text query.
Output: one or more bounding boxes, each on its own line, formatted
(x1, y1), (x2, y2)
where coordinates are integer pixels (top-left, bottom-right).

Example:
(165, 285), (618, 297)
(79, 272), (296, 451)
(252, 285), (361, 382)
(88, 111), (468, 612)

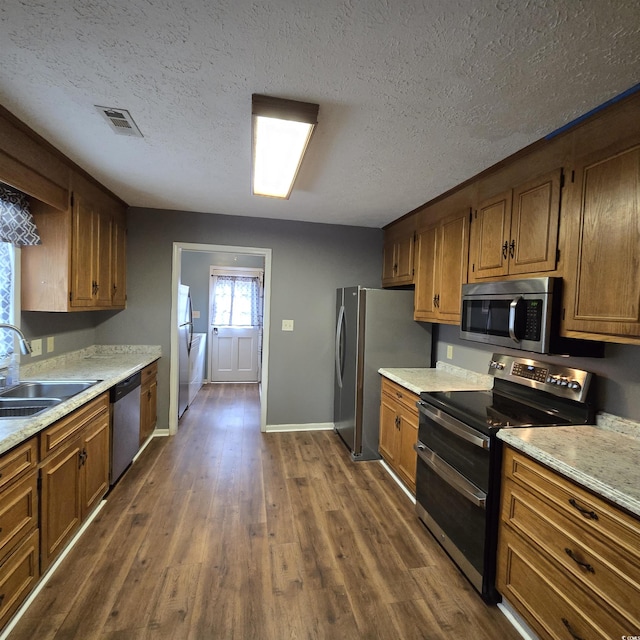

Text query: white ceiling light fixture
(251, 94), (319, 199)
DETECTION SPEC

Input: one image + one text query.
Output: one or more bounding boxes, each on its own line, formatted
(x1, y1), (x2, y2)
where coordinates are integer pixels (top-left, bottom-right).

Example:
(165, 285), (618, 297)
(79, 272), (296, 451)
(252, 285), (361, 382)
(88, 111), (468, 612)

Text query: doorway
(209, 266), (264, 383)
(169, 242), (272, 436)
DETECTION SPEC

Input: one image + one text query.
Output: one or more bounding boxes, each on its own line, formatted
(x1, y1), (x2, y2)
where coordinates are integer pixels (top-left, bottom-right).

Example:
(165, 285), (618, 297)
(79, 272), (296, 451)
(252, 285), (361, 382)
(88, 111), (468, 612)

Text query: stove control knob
(559, 377), (569, 386)
(547, 375), (559, 385)
(568, 380), (582, 391)
(489, 360), (504, 370)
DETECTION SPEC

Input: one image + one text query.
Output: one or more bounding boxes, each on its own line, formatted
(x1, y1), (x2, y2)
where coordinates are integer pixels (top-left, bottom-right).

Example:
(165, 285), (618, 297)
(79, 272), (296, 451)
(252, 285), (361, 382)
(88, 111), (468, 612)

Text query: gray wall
(95, 208), (383, 428)
(20, 311), (106, 364)
(434, 324), (640, 421)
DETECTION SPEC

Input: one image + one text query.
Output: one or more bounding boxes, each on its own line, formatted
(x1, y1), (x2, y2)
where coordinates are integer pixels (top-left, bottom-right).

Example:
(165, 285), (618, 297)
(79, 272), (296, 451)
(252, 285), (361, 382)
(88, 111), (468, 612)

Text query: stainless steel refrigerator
(178, 283), (194, 418)
(334, 286), (432, 460)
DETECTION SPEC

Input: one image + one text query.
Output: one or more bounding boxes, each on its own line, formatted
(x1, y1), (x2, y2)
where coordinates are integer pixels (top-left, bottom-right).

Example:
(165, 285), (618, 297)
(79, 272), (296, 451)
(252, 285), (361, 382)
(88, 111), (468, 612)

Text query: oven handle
(417, 402), (490, 450)
(414, 443), (487, 509)
(508, 296), (523, 343)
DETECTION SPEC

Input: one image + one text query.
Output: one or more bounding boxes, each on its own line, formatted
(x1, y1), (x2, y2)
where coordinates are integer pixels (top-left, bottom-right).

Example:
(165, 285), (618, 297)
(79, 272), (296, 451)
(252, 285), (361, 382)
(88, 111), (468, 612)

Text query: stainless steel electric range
(414, 353), (594, 603)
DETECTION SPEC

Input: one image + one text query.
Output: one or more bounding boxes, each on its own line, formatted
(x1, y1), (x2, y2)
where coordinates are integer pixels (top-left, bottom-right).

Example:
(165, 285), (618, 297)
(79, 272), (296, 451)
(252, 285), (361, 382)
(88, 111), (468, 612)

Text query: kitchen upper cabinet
(414, 209), (469, 324)
(379, 378), (419, 493)
(382, 216), (416, 287)
(21, 171), (126, 311)
(469, 169), (562, 281)
(562, 141), (640, 342)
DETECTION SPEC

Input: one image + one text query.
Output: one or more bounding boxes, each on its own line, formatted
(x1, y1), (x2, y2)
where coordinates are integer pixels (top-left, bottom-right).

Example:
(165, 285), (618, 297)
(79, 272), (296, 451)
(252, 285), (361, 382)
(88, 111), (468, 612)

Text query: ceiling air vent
(95, 106), (143, 137)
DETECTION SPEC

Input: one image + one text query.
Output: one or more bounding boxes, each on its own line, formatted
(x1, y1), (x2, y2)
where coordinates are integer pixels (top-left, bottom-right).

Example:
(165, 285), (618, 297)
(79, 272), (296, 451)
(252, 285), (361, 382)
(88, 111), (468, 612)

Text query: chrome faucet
(0, 324), (32, 355)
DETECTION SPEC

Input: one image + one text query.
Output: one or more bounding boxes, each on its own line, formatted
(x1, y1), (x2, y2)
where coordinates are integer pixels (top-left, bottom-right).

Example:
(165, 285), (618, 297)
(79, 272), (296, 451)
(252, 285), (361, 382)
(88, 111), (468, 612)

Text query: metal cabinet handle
(502, 241), (508, 259)
(568, 498), (599, 520)
(564, 548), (595, 573)
(509, 239), (515, 258)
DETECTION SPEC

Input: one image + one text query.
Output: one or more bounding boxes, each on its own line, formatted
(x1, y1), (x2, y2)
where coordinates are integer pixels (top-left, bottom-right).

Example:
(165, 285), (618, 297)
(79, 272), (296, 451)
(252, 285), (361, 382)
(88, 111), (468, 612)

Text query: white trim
(170, 242), (272, 435)
(379, 459), (416, 504)
(0, 499), (107, 640)
(265, 422), (334, 433)
(497, 600), (539, 640)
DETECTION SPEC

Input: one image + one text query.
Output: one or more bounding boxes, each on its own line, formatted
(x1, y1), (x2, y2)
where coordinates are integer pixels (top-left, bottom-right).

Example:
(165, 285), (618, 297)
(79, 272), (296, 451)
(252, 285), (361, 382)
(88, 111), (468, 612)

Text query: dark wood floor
(9, 384), (521, 639)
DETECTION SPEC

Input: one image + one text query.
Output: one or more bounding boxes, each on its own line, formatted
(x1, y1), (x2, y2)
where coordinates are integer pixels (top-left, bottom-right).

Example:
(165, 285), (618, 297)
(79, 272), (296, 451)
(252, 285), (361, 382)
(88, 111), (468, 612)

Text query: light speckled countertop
(498, 415), (640, 518)
(378, 361), (493, 395)
(0, 345), (161, 456)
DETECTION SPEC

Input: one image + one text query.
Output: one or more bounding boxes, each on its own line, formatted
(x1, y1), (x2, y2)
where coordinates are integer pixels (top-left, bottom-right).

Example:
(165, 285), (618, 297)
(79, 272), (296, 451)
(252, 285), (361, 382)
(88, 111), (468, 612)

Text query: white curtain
(211, 275), (261, 327)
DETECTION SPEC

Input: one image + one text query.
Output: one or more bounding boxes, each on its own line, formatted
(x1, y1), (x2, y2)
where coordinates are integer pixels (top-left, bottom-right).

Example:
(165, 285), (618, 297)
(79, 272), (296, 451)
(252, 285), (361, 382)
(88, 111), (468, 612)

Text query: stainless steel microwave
(460, 278), (603, 357)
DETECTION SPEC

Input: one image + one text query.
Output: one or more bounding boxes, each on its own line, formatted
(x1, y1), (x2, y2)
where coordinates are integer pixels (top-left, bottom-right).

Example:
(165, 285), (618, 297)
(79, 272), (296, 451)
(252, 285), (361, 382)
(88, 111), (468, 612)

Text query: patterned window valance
(0, 182), (41, 247)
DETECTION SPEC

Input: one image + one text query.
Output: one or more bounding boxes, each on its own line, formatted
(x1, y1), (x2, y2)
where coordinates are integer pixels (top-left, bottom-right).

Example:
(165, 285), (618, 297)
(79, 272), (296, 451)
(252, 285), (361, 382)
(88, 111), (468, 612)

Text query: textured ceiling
(0, 0), (639, 228)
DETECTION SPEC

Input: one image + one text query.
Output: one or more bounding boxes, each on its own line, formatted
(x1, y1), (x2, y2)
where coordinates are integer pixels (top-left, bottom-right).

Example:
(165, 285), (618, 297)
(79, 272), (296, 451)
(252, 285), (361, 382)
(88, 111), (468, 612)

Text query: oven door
(415, 400), (493, 597)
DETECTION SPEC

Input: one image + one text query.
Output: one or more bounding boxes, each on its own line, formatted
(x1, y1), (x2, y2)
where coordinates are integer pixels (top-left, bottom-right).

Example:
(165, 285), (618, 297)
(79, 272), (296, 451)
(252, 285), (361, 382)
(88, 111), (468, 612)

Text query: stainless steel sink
(0, 380), (100, 419)
(0, 380), (98, 400)
(0, 397), (61, 418)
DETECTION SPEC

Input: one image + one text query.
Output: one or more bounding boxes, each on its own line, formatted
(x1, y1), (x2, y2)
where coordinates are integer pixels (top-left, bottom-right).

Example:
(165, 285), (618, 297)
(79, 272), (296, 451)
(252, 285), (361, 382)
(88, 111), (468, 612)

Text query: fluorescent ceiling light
(252, 94), (319, 199)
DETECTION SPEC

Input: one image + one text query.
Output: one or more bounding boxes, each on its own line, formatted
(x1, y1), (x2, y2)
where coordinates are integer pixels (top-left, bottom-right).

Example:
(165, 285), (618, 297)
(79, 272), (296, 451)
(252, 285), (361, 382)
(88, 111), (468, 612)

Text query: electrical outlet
(30, 338), (43, 357)
(47, 336), (55, 353)
(447, 344), (453, 360)
(282, 319), (294, 332)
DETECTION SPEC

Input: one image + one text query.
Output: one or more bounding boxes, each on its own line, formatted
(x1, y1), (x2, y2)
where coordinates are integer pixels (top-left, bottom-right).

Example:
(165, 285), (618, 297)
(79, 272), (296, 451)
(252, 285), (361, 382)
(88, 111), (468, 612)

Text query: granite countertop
(379, 362), (493, 395)
(498, 418), (640, 519)
(0, 345), (161, 456)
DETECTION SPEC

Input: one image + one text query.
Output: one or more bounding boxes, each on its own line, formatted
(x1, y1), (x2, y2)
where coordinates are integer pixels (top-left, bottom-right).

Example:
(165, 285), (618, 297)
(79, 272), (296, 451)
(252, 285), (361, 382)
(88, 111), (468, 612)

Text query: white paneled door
(210, 326), (260, 382)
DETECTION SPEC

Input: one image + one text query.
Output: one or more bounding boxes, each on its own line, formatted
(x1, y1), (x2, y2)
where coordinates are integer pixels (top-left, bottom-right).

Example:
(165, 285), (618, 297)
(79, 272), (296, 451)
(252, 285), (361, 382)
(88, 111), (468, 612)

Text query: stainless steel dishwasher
(110, 372), (141, 485)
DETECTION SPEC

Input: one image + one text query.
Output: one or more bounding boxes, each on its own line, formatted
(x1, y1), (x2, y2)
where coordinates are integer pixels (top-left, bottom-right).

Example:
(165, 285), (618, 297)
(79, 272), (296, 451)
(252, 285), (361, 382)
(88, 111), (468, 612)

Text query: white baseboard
(265, 422), (334, 433)
(379, 459), (416, 504)
(498, 599), (540, 640)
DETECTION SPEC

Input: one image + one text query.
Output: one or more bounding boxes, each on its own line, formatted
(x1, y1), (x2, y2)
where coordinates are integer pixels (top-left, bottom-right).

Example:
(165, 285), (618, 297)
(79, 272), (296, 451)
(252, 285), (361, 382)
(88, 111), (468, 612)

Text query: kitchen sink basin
(0, 380), (99, 400)
(0, 397), (61, 418)
(0, 380), (100, 419)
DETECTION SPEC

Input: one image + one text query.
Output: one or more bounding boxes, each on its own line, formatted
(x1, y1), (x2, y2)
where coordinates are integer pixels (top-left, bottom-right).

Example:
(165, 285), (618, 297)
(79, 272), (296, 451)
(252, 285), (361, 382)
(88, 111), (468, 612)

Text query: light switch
(447, 344), (453, 359)
(282, 319), (294, 332)
(47, 336), (55, 353)
(192, 310), (200, 319)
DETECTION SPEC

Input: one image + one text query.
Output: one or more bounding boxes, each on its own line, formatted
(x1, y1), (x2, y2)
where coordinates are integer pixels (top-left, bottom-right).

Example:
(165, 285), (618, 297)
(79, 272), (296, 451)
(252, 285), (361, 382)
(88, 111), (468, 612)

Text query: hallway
(8, 384), (519, 639)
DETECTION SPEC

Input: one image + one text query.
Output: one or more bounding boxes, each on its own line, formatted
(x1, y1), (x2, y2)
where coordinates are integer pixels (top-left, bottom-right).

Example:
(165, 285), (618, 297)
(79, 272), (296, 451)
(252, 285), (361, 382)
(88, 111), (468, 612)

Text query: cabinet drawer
(502, 477), (640, 628)
(0, 439), (37, 492)
(0, 528), (39, 629)
(140, 361), (158, 388)
(503, 448), (640, 562)
(381, 378), (418, 415)
(497, 525), (628, 639)
(0, 472), (38, 563)
(40, 393), (109, 458)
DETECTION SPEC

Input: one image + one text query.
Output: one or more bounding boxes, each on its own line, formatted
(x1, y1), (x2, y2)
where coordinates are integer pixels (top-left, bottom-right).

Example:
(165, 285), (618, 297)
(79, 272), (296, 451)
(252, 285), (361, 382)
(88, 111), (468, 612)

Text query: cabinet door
(94, 208), (113, 308)
(382, 239), (397, 286)
(70, 194), (97, 308)
(40, 440), (82, 571)
(509, 169), (561, 275)
(111, 211), (127, 308)
(379, 393), (399, 464)
(396, 405), (418, 493)
(413, 225), (438, 321)
(394, 233), (414, 284)
(82, 413), (110, 518)
(564, 144), (640, 339)
(437, 211), (469, 322)
(470, 190), (512, 280)
(140, 378), (158, 445)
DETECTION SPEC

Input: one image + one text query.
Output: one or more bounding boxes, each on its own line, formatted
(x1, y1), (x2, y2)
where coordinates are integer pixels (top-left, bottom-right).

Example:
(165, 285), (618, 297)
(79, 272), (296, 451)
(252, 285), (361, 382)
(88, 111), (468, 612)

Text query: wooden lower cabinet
(379, 378), (419, 493)
(0, 529), (39, 629)
(40, 393), (110, 572)
(140, 361), (158, 446)
(497, 447), (640, 639)
(0, 438), (40, 630)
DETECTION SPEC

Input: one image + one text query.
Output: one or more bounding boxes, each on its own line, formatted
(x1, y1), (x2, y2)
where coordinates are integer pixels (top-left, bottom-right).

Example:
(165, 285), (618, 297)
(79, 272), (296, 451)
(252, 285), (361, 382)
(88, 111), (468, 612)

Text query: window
(211, 275), (261, 327)
(0, 243), (19, 366)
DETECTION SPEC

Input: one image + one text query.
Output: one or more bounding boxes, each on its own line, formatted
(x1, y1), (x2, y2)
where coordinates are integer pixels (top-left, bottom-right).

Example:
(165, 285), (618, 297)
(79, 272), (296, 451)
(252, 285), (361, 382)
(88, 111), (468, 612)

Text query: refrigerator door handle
(335, 304), (345, 389)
